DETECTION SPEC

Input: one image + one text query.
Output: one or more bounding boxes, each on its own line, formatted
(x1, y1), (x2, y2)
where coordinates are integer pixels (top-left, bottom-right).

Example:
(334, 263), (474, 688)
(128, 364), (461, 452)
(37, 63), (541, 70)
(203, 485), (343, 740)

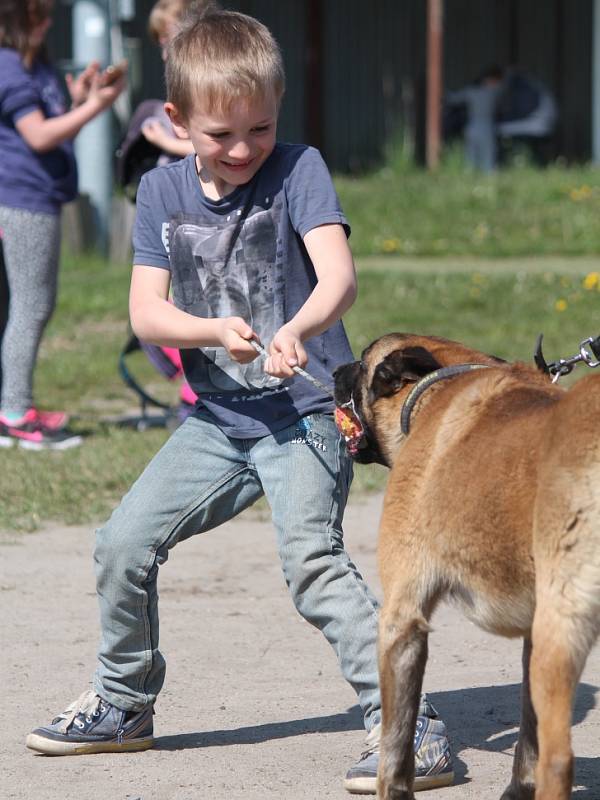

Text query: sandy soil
(2, 492), (599, 800)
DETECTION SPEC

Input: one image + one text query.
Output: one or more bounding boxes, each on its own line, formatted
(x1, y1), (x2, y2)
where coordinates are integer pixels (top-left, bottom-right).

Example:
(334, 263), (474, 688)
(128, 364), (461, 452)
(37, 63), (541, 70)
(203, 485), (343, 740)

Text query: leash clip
(579, 337), (600, 369)
(535, 334), (600, 384)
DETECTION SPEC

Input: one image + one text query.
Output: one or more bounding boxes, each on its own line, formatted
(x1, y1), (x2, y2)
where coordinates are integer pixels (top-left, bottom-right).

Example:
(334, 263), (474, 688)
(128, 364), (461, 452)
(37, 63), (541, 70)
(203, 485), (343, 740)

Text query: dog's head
(334, 333), (505, 466)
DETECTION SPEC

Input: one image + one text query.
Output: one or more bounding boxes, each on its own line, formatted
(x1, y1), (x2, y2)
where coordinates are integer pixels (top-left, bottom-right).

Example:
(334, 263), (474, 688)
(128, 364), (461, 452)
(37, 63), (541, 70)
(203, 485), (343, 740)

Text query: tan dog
(333, 333), (600, 800)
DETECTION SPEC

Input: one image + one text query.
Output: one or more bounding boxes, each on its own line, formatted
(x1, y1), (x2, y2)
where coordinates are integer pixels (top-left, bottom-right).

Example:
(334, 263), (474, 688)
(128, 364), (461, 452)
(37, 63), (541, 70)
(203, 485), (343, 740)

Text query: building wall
(47, 0), (593, 171)
(444, 0), (592, 163)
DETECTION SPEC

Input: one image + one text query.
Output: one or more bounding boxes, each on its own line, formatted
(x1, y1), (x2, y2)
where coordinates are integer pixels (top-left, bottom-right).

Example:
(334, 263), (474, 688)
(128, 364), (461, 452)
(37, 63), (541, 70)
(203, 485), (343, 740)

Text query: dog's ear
(370, 347), (441, 400)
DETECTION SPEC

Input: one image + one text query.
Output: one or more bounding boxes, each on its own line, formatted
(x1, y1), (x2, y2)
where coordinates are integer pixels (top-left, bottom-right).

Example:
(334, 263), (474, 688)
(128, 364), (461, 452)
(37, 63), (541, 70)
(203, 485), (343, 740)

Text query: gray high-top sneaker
(26, 690), (154, 755)
(344, 713), (454, 794)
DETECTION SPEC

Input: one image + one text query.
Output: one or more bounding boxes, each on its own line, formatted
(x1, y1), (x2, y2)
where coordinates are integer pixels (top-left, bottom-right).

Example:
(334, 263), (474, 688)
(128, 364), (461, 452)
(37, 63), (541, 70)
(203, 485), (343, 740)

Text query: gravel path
(2, 493), (599, 799)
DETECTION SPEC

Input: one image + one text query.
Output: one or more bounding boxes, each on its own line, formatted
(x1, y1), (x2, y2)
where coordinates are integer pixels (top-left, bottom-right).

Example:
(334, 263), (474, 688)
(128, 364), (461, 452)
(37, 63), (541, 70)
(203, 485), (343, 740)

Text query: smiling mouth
(221, 159), (254, 170)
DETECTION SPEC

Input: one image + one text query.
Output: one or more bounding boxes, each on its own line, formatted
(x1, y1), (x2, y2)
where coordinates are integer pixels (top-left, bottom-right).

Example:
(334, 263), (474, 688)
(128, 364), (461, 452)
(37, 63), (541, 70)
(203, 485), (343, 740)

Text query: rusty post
(426, 0), (444, 170)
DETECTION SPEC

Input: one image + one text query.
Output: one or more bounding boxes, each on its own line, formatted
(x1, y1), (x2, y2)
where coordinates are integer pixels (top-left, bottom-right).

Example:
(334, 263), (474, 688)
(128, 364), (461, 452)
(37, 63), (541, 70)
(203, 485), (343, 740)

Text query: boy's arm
(264, 223), (357, 378)
(129, 264), (259, 364)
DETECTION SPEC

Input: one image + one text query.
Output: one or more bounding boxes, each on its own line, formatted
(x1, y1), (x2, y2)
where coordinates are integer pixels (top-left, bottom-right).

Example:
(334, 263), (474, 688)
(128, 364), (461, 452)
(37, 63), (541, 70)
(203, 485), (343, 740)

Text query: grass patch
(345, 269), (600, 362)
(336, 162), (600, 258)
(4, 250), (598, 531)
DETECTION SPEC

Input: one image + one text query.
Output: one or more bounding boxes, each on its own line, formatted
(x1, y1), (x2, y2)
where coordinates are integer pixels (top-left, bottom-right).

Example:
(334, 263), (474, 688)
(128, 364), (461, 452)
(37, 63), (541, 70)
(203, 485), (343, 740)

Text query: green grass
(335, 160), (600, 258)
(4, 156), (600, 531)
(3, 248), (598, 532)
(345, 268), (600, 363)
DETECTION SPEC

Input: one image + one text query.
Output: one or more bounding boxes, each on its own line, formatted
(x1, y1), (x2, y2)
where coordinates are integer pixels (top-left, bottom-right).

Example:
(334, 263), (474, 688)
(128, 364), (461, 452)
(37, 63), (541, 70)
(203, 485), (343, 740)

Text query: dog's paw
(499, 782), (535, 800)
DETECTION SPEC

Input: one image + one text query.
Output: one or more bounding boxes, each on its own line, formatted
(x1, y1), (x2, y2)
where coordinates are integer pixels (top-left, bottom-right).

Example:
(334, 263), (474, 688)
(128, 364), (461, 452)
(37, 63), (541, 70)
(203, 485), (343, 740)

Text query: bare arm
(129, 264), (259, 364)
(141, 120), (195, 157)
(264, 223), (357, 377)
(288, 223), (357, 340)
(15, 70), (125, 153)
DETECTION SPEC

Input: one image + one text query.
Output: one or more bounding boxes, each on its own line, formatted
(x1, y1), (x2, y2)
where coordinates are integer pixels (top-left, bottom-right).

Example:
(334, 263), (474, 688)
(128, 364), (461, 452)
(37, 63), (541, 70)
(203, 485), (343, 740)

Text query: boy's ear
(164, 102), (190, 139)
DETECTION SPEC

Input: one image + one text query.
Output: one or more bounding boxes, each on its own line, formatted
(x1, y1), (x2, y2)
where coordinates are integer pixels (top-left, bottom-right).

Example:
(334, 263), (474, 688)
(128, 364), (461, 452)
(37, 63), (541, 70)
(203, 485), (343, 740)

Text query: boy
(26, 10), (453, 793)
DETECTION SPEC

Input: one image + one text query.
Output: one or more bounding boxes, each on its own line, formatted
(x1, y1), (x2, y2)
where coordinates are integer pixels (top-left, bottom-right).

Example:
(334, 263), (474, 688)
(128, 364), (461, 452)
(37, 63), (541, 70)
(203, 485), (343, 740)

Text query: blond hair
(148, 0), (217, 45)
(166, 10), (285, 120)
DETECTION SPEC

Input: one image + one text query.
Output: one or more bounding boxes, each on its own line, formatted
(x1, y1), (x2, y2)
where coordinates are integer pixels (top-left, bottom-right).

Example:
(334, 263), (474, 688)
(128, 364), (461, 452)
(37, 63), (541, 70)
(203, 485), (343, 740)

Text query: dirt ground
(2, 492), (599, 800)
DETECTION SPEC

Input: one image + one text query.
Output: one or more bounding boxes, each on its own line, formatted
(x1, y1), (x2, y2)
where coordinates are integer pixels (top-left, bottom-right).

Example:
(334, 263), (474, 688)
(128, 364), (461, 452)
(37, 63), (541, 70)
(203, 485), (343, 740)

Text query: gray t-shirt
(133, 143), (354, 438)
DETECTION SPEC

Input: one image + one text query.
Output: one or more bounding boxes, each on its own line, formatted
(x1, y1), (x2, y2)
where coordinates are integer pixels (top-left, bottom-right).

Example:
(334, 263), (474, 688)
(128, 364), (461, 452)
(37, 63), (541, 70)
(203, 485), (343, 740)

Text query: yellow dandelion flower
(381, 238), (400, 253)
(555, 299), (568, 312)
(583, 272), (600, 290)
(569, 185), (593, 202)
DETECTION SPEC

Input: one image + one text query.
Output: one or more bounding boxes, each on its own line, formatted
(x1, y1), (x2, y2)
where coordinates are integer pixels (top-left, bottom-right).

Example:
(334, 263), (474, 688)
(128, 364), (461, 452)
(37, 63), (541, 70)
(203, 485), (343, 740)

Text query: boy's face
(167, 91), (278, 199)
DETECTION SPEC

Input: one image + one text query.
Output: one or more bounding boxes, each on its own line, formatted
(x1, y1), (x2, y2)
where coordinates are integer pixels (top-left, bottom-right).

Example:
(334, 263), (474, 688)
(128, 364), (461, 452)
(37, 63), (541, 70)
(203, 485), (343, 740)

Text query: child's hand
(87, 67), (127, 111)
(264, 326), (307, 378)
(65, 61), (100, 107)
(142, 119), (173, 150)
(217, 317), (260, 364)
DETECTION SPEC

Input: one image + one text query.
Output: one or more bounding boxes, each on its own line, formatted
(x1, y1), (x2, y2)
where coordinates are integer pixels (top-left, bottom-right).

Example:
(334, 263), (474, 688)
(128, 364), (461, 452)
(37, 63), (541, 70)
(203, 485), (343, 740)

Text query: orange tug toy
(334, 405), (365, 456)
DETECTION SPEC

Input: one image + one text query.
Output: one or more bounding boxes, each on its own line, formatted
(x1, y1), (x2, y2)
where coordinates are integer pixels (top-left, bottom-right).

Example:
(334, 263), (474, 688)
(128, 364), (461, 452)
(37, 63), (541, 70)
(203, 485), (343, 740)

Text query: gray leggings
(0, 205), (61, 413)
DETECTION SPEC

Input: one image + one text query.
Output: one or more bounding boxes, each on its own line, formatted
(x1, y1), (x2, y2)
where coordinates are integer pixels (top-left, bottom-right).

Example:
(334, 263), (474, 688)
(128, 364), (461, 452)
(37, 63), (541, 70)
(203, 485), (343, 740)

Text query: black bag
(115, 99), (179, 202)
(497, 72), (541, 123)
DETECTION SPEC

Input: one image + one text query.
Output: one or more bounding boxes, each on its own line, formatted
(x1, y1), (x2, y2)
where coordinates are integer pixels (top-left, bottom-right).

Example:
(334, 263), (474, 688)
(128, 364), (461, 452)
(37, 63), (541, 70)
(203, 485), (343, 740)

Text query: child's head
(164, 10), (284, 196)
(148, 0), (217, 60)
(165, 9), (285, 123)
(0, 0), (53, 58)
(478, 64), (504, 87)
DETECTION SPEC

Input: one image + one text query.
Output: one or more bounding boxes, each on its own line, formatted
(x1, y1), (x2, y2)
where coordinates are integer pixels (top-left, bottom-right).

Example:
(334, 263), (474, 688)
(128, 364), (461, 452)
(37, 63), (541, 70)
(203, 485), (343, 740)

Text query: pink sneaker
(29, 408), (69, 430)
(0, 409), (81, 450)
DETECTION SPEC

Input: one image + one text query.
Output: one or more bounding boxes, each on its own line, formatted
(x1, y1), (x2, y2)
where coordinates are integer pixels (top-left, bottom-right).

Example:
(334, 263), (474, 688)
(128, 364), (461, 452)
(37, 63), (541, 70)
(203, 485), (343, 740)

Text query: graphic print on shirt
(169, 208), (285, 392)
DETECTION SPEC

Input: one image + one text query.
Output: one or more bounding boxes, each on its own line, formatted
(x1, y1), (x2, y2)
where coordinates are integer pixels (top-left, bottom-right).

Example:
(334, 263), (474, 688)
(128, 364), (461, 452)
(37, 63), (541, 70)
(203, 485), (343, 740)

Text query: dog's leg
(377, 582), (433, 800)
(529, 604), (582, 800)
(500, 638), (537, 800)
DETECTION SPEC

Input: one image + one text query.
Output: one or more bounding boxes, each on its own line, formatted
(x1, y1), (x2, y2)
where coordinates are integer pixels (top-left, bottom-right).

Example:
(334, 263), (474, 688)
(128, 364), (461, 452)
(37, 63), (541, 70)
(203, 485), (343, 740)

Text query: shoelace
(55, 689), (106, 734)
(359, 723), (381, 759)
(358, 718), (430, 760)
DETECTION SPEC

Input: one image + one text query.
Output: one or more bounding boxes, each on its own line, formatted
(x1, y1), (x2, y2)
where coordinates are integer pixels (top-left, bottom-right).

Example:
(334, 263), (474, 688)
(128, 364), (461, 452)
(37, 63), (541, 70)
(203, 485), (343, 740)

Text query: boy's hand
(264, 326), (308, 378)
(217, 317), (259, 364)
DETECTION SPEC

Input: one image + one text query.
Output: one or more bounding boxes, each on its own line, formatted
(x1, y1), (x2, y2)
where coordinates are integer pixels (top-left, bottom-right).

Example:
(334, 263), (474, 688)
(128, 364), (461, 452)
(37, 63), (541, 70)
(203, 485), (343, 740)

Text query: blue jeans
(93, 413), (381, 731)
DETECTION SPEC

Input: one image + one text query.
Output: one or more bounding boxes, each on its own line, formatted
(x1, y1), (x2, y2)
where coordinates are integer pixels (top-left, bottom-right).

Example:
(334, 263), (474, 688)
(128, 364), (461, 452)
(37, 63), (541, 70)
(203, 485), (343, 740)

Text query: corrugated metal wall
(443, 0), (592, 163)
(322, 0), (425, 170)
(47, 0), (593, 170)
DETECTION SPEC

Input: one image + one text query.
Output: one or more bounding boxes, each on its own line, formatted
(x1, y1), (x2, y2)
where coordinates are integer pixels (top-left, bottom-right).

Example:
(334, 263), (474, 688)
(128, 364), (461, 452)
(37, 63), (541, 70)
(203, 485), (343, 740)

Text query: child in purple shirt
(0, 0), (125, 450)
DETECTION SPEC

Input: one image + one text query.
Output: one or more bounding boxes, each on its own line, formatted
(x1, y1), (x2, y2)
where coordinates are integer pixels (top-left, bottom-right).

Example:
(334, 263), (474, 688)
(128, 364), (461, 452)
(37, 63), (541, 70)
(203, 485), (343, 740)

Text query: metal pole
(72, 0), (112, 253)
(426, 0), (443, 170)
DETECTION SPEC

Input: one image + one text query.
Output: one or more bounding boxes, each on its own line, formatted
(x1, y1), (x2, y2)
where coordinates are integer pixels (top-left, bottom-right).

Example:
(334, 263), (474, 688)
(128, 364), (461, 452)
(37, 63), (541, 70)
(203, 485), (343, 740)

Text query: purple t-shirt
(133, 143), (355, 438)
(0, 48), (77, 214)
